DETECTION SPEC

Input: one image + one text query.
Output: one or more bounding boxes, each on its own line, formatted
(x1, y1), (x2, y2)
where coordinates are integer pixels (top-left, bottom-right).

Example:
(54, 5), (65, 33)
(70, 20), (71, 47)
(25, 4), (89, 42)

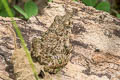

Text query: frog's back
(31, 12), (73, 73)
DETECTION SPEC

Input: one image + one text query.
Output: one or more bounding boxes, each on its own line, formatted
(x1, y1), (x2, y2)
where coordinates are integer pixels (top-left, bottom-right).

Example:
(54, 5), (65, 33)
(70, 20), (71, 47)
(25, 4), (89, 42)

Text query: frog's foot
(38, 69), (52, 80)
(44, 58), (69, 74)
(36, 65), (51, 79)
(44, 63), (67, 74)
(38, 70), (45, 78)
(44, 67), (61, 74)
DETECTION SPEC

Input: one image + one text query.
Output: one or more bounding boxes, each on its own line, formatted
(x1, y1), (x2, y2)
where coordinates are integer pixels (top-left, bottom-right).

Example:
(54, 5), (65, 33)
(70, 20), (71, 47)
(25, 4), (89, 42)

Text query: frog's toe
(44, 67), (61, 74)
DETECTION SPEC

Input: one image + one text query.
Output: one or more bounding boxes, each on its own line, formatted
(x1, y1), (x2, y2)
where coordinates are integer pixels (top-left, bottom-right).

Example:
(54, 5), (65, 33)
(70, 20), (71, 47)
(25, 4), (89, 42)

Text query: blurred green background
(0, 0), (120, 19)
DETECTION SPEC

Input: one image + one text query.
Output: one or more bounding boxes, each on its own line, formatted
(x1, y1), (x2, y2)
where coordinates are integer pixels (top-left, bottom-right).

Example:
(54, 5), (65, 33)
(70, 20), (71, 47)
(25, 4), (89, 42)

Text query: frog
(31, 11), (73, 74)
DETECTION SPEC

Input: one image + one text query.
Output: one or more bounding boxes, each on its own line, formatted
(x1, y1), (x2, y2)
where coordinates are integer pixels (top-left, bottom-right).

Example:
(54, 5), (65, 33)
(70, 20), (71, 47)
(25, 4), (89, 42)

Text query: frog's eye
(54, 16), (62, 21)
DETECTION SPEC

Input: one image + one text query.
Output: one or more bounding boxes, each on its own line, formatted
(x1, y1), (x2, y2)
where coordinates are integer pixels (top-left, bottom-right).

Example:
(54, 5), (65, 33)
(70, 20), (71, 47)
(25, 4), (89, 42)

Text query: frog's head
(63, 12), (73, 29)
(54, 15), (63, 24)
(53, 11), (73, 29)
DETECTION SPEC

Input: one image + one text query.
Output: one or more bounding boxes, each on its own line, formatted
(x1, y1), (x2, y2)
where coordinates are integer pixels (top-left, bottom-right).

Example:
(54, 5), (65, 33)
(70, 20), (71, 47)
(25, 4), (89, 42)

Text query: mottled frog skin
(31, 12), (73, 74)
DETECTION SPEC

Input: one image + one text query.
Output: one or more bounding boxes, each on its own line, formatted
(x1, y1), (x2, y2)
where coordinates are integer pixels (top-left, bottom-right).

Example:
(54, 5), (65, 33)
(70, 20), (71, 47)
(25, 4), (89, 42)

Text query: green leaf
(73, 0), (78, 2)
(0, 9), (9, 17)
(0, 0), (3, 10)
(117, 14), (120, 18)
(24, 1), (38, 18)
(48, 0), (53, 2)
(82, 0), (97, 7)
(0, 7), (15, 17)
(96, 1), (110, 12)
(14, 5), (28, 19)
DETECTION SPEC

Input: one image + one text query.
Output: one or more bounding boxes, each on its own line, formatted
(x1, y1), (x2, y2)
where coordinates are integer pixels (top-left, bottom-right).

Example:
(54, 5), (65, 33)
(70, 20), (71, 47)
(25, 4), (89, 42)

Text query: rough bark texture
(1, 0), (120, 80)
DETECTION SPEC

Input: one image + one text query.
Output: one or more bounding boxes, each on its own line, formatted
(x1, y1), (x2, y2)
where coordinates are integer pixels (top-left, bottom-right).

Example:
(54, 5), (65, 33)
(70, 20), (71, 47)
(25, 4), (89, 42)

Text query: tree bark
(0, 0), (120, 80)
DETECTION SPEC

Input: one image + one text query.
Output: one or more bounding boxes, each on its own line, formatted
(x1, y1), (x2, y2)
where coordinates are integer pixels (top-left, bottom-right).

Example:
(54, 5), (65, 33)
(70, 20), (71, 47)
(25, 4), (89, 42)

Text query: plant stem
(1, 0), (39, 80)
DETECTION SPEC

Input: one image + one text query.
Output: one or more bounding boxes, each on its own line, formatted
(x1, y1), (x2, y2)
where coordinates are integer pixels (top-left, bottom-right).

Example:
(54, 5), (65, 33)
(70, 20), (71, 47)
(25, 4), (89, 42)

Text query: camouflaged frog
(31, 12), (73, 74)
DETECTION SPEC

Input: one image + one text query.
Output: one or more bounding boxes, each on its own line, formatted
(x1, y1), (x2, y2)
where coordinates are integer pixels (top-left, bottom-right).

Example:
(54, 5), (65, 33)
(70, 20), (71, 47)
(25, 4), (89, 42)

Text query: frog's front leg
(44, 66), (62, 74)
(44, 58), (69, 74)
(38, 67), (52, 79)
